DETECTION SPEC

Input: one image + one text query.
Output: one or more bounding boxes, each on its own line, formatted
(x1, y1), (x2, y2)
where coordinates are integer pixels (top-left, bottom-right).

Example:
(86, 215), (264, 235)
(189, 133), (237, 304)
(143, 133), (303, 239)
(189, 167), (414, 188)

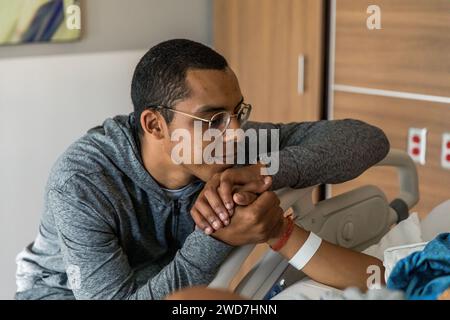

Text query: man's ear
(140, 109), (166, 140)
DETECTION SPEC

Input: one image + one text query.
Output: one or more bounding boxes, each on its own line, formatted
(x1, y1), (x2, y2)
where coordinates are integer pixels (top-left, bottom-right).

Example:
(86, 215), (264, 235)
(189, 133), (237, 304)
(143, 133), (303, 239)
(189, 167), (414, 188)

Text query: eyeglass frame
(148, 100), (252, 134)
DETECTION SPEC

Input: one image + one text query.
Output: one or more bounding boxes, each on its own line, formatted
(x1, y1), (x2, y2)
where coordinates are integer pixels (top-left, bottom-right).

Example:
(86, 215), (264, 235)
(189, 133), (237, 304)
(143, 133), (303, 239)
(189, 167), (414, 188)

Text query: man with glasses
(16, 39), (390, 300)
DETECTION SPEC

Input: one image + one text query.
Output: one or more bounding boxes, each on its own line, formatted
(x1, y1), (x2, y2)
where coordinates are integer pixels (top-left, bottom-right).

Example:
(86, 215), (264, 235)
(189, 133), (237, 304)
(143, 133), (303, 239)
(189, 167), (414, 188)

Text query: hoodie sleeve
(49, 185), (232, 300)
(244, 119), (390, 190)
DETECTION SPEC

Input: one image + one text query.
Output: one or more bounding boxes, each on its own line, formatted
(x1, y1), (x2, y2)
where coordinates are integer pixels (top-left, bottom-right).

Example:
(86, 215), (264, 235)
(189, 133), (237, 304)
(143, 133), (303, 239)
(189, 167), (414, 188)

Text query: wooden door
(214, 0), (325, 123)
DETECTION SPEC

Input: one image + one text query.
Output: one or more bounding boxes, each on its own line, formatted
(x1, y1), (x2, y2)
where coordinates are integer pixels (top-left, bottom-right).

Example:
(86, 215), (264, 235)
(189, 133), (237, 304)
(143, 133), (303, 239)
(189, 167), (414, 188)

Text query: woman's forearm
(267, 221), (385, 291)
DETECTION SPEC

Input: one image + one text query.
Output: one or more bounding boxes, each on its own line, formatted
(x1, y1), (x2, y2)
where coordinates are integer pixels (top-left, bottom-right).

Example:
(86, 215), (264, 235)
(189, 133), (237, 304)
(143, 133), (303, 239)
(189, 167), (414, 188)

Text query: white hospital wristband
(289, 232), (322, 270)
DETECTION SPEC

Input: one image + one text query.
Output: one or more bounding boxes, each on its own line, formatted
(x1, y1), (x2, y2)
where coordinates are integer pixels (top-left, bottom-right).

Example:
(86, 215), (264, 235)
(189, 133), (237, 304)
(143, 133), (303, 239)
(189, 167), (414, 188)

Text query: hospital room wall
(0, 0), (213, 299)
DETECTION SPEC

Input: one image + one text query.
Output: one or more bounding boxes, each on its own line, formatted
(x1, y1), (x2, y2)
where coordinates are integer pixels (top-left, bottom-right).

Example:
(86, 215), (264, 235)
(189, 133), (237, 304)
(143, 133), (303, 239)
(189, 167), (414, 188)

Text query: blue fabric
(264, 282), (286, 300)
(387, 233), (450, 300)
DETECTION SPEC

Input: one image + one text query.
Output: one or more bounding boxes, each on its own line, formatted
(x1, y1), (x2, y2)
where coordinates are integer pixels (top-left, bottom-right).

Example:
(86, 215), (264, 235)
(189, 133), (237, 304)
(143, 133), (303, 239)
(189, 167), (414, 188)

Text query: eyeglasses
(153, 101), (252, 134)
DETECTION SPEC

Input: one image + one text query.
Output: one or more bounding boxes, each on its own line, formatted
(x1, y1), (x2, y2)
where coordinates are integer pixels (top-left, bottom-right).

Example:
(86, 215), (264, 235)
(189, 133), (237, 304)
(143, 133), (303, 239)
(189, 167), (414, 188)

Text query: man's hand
(190, 164), (272, 234)
(211, 191), (285, 246)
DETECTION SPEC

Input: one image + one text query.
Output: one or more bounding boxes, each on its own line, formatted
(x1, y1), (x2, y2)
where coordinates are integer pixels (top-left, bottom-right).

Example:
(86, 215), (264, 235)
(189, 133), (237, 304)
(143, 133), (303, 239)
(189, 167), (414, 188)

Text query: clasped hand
(190, 164), (285, 246)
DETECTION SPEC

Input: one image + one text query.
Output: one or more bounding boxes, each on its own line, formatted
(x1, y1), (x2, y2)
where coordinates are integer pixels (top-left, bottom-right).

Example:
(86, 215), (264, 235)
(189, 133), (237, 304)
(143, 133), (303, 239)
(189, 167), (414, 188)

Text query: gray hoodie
(15, 113), (389, 300)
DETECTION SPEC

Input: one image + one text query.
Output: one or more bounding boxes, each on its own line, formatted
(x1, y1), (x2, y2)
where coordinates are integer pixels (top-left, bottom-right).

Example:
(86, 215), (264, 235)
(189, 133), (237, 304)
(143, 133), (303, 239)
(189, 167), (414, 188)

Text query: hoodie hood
(85, 113), (204, 204)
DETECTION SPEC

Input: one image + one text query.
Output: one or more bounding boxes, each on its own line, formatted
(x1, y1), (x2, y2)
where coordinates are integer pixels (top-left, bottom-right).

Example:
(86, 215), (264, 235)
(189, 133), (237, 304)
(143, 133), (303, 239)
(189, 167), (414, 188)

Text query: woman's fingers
(233, 191), (258, 206)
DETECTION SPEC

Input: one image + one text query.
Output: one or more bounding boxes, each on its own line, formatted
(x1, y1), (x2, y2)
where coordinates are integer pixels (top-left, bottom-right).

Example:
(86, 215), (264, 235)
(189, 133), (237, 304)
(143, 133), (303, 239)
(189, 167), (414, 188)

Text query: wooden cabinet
(214, 0), (325, 123)
(334, 0), (450, 97)
(330, 0), (450, 218)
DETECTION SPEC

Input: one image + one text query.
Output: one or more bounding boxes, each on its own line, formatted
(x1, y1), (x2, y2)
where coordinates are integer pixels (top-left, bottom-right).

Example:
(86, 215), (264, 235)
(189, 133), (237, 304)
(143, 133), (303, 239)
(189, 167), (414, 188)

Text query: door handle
(298, 54), (305, 95)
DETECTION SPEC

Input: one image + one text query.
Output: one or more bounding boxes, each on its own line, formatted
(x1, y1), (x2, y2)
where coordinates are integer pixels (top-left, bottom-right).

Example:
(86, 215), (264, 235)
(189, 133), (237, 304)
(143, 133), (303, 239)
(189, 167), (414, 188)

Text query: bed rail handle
(375, 149), (419, 210)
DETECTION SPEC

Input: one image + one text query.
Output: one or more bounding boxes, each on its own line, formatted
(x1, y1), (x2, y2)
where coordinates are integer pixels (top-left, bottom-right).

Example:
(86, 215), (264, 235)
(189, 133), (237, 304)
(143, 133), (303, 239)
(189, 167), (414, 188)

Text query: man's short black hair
(131, 39), (229, 134)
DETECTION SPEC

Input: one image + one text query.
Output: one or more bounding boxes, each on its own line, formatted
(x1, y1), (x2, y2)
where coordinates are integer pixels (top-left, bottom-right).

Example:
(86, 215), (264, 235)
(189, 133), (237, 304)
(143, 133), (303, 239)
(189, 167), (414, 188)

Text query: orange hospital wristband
(270, 218), (294, 252)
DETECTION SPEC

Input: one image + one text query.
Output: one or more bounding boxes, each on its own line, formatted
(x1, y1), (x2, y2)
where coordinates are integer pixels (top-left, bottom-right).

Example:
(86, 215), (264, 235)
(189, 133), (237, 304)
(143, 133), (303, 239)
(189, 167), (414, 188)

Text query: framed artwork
(0, 0), (81, 46)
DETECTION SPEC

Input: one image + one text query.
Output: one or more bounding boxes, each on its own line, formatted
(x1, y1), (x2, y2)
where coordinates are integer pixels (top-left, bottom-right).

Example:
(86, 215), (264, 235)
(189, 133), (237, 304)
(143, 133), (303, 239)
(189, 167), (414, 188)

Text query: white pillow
(420, 200), (450, 241)
(363, 212), (423, 260)
(383, 242), (427, 282)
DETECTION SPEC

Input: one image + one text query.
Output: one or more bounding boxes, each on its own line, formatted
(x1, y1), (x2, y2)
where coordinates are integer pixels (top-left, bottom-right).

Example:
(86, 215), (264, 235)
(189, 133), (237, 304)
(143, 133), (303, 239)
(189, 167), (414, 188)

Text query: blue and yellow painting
(0, 0), (81, 45)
